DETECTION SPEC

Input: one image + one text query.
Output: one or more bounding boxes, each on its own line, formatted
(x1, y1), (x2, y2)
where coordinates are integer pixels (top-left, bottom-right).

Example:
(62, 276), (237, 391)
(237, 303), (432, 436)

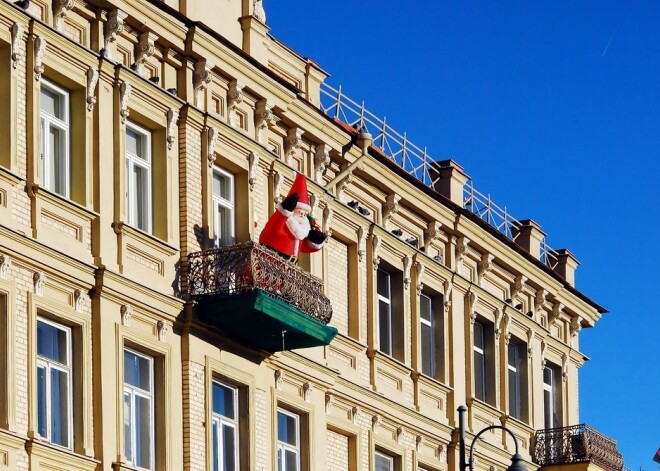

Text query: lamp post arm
(468, 425), (520, 471)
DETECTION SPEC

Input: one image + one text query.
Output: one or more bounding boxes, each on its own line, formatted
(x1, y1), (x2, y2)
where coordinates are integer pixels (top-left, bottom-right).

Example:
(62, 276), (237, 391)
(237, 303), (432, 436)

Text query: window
(0, 293), (6, 428)
(124, 348), (154, 470)
(420, 293), (444, 379)
(377, 269), (392, 356)
(473, 319), (495, 404)
(125, 122), (152, 233)
(40, 80), (70, 197)
(212, 380), (239, 471)
(277, 409), (300, 471)
(212, 168), (235, 247)
(543, 364), (562, 428)
(375, 451), (395, 471)
(36, 318), (73, 448)
(377, 267), (404, 361)
(508, 338), (528, 421)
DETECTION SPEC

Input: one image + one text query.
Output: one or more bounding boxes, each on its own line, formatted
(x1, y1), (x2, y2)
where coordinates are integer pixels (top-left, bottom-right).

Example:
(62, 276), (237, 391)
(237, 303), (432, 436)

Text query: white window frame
(375, 450), (395, 471)
(125, 122), (152, 233)
(212, 380), (240, 471)
(36, 317), (73, 449)
(277, 408), (300, 471)
(212, 167), (235, 247)
(473, 321), (486, 401)
(508, 340), (522, 419)
(419, 293), (435, 377)
(543, 365), (557, 428)
(40, 79), (70, 198)
(377, 269), (393, 356)
(123, 348), (155, 471)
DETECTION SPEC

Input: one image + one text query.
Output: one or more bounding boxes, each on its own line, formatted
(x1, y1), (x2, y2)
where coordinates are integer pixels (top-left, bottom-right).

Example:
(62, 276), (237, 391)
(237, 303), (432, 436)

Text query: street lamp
(458, 405), (527, 471)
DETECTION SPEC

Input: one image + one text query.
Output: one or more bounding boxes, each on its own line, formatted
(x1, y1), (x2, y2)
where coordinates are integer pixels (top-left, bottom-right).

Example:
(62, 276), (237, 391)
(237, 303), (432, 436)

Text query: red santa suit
(259, 173), (325, 260)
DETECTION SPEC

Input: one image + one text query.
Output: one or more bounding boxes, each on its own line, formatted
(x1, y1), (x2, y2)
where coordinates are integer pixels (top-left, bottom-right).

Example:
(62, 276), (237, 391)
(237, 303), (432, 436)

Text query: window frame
(36, 316), (73, 449)
(125, 121), (153, 234)
(277, 408), (301, 471)
(419, 292), (436, 378)
(375, 450), (395, 471)
(212, 166), (236, 247)
(543, 363), (562, 429)
(212, 379), (240, 471)
(40, 79), (71, 198)
(508, 338), (527, 421)
(123, 347), (155, 471)
(473, 320), (486, 402)
(377, 268), (393, 356)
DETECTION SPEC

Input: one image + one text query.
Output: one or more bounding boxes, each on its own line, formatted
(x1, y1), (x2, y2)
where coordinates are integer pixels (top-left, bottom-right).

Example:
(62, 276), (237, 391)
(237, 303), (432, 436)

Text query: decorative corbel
(284, 127), (303, 165)
(526, 328), (533, 358)
(324, 392), (334, 414)
(247, 152), (259, 192)
(402, 255), (412, 290)
(157, 320), (168, 342)
(415, 260), (425, 296)
(494, 308), (503, 339)
(371, 413), (382, 433)
(570, 316), (582, 341)
(207, 126), (218, 167)
(166, 108), (179, 151)
(540, 340), (547, 368)
(351, 406), (360, 425)
(0, 254), (11, 279)
(511, 275), (527, 301)
(85, 67), (99, 112)
(10, 23), (24, 69)
(371, 233), (381, 270)
(302, 382), (313, 402)
(423, 220), (443, 252)
(33, 271), (46, 296)
(396, 426), (404, 444)
(314, 143), (331, 184)
(549, 302), (563, 327)
(253, 0), (266, 23)
(274, 369), (284, 390)
(382, 193), (400, 229)
(255, 99), (275, 145)
(133, 31), (157, 77)
(477, 253), (494, 285)
(121, 304), (132, 326)
(443, 279), (453, 312)
(104, 9), (127, 62)
(534, 288), (546, 313)
(501, 312), (511, 343)
(119, 82), (131, 124)
(357, 226), (366, 262)
(272, 170), (283, 205)
(468, 291), (479, 324)
(322, 205), (333, 236)
(439, 444), (447, 463)
(456, 236), (470, 266)
(561, 354), (568, 382)
(336, 163), (353, 199)
(193, 61), (213, 108)
(53, 0), (75, 31)
(227, 79), (245, 128)
(34, 36), (47, 82)
(416, 435), (424, 452)
(73, 288), (86, 312)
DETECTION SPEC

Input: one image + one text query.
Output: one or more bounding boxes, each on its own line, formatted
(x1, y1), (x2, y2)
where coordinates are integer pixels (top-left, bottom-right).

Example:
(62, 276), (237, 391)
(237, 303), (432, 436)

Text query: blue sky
(268, 2), (659, 469)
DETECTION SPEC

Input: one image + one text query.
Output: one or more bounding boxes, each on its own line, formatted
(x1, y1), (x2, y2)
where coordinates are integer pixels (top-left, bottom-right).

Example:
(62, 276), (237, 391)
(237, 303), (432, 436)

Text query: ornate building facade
(0, 1), (623, 470)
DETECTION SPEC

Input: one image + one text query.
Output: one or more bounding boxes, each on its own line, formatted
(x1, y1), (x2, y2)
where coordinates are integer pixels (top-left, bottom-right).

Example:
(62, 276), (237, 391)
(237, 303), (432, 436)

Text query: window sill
(26, 438), (98, 471)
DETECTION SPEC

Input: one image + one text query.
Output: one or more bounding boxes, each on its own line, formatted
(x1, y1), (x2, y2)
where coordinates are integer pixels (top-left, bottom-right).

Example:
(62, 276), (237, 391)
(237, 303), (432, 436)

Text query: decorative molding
(10, 23), (24, 69)
(53, 0), (74, 31)
(193, 61), (213, 108)
(33, 271), (46, 296)
(314, 144), (331, 184)
(371, 233), (381, 270)
(371, 413), (382, 433)
(540, 340), (547, 368)
(0, 254), (11, 279)
(284, 127), (304, 165)
(34, 36), (47, 82)
(382, 193), (401, 229)
(336, 163), (353, 199)
(477, 253), (494, 284)
(351, 406), (360, 425)
(104, 9), (127, 62)
(255, 99), (275, 145)
(534, 288), (546, 313)
(166, 108), (178, 151)
(357, 227), (366, 262)
(396, 426), (404, 444)
(456, 236), (470, 265)
(272, 170), (283, 205)
(416, 435), (424, 452)
(561, 353), (568, 382)
(501, 312), (510, 343)
(228, 79), (245, 128)
(119, 82), (131, 124)
(443, 279), (453, 312)
(324, 392), (334, 414)
(157, 320), (168, 342)
(468, 292), (479, 324)
(247, 152), (259, 192)
(570, 316), (582, 341)
(302, 382), (312, 402)
(549, 302), (563, 327)
(439, 444), (447, 463)
(415, 261), (425, 296)
(423, 220), (443, 252)
(253, 0), (266, 23)
(402, 255), (412, 290)
(86, 67), (99, 112)
(494, 308), (503, 339)
(134, 31), (158, 77)
(73, 288), (85, 312)
(274, 369), (284, 390)
(207, 126), (218, 167)
(526, 328), (533, 358)
(511, 274), (527, 301)
(322, 205), (333, 236)
(120, 304), (132, 327)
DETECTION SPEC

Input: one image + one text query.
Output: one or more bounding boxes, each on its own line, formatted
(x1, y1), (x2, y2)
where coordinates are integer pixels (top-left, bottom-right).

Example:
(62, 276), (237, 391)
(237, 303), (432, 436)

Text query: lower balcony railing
(187, 242), (337, 351)
(533, 424), (624, 471)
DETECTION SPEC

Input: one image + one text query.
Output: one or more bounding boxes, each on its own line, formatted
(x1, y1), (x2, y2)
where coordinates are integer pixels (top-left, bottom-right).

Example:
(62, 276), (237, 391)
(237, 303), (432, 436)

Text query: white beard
(286, 214), (311, 240)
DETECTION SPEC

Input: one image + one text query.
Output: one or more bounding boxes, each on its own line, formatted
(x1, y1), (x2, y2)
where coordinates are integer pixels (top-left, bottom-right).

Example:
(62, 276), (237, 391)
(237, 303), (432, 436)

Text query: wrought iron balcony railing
(533, 424), (624, 471)
(187, 242), (333, 325)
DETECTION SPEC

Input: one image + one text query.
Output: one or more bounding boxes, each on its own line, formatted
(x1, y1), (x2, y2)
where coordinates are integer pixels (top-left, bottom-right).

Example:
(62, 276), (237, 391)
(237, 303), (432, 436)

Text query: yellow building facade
(0, 1), (623, 471)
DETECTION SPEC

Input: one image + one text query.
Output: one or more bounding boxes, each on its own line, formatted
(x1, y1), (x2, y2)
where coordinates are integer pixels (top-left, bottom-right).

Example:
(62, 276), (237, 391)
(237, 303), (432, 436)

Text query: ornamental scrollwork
(193, 61), (213, 108)
(86, 67), (99, 112)
(34, 36), (47, 82)
(10, 23), (24, 69)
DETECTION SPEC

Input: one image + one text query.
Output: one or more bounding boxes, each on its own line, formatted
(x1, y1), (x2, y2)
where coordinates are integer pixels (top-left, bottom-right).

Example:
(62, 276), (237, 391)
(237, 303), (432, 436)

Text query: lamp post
(458, 405), (527, 471)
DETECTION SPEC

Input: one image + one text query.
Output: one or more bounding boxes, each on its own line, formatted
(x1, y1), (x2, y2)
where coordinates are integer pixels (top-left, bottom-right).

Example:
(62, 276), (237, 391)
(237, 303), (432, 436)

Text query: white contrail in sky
(602, 32), (615, 57)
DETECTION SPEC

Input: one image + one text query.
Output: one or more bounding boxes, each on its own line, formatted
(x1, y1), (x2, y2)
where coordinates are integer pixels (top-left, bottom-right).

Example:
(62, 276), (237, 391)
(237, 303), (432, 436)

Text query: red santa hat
(288, 173), (311, 212)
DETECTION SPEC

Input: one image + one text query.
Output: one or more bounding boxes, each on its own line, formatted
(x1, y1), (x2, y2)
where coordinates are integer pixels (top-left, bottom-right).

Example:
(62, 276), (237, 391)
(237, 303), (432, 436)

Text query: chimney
(429, 160), (470, 206)
(512, 219), (545, 260)
(554, 249), (580, 287)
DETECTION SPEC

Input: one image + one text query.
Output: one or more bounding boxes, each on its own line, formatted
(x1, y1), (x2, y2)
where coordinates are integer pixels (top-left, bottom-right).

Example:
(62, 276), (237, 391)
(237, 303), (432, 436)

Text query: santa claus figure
(259, 173), (327, 262)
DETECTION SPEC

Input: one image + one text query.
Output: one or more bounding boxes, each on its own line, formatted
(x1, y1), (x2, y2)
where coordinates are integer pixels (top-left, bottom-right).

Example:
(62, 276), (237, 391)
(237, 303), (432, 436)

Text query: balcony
(533, 425), (624, 471)
(187, 242), (337, 352)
